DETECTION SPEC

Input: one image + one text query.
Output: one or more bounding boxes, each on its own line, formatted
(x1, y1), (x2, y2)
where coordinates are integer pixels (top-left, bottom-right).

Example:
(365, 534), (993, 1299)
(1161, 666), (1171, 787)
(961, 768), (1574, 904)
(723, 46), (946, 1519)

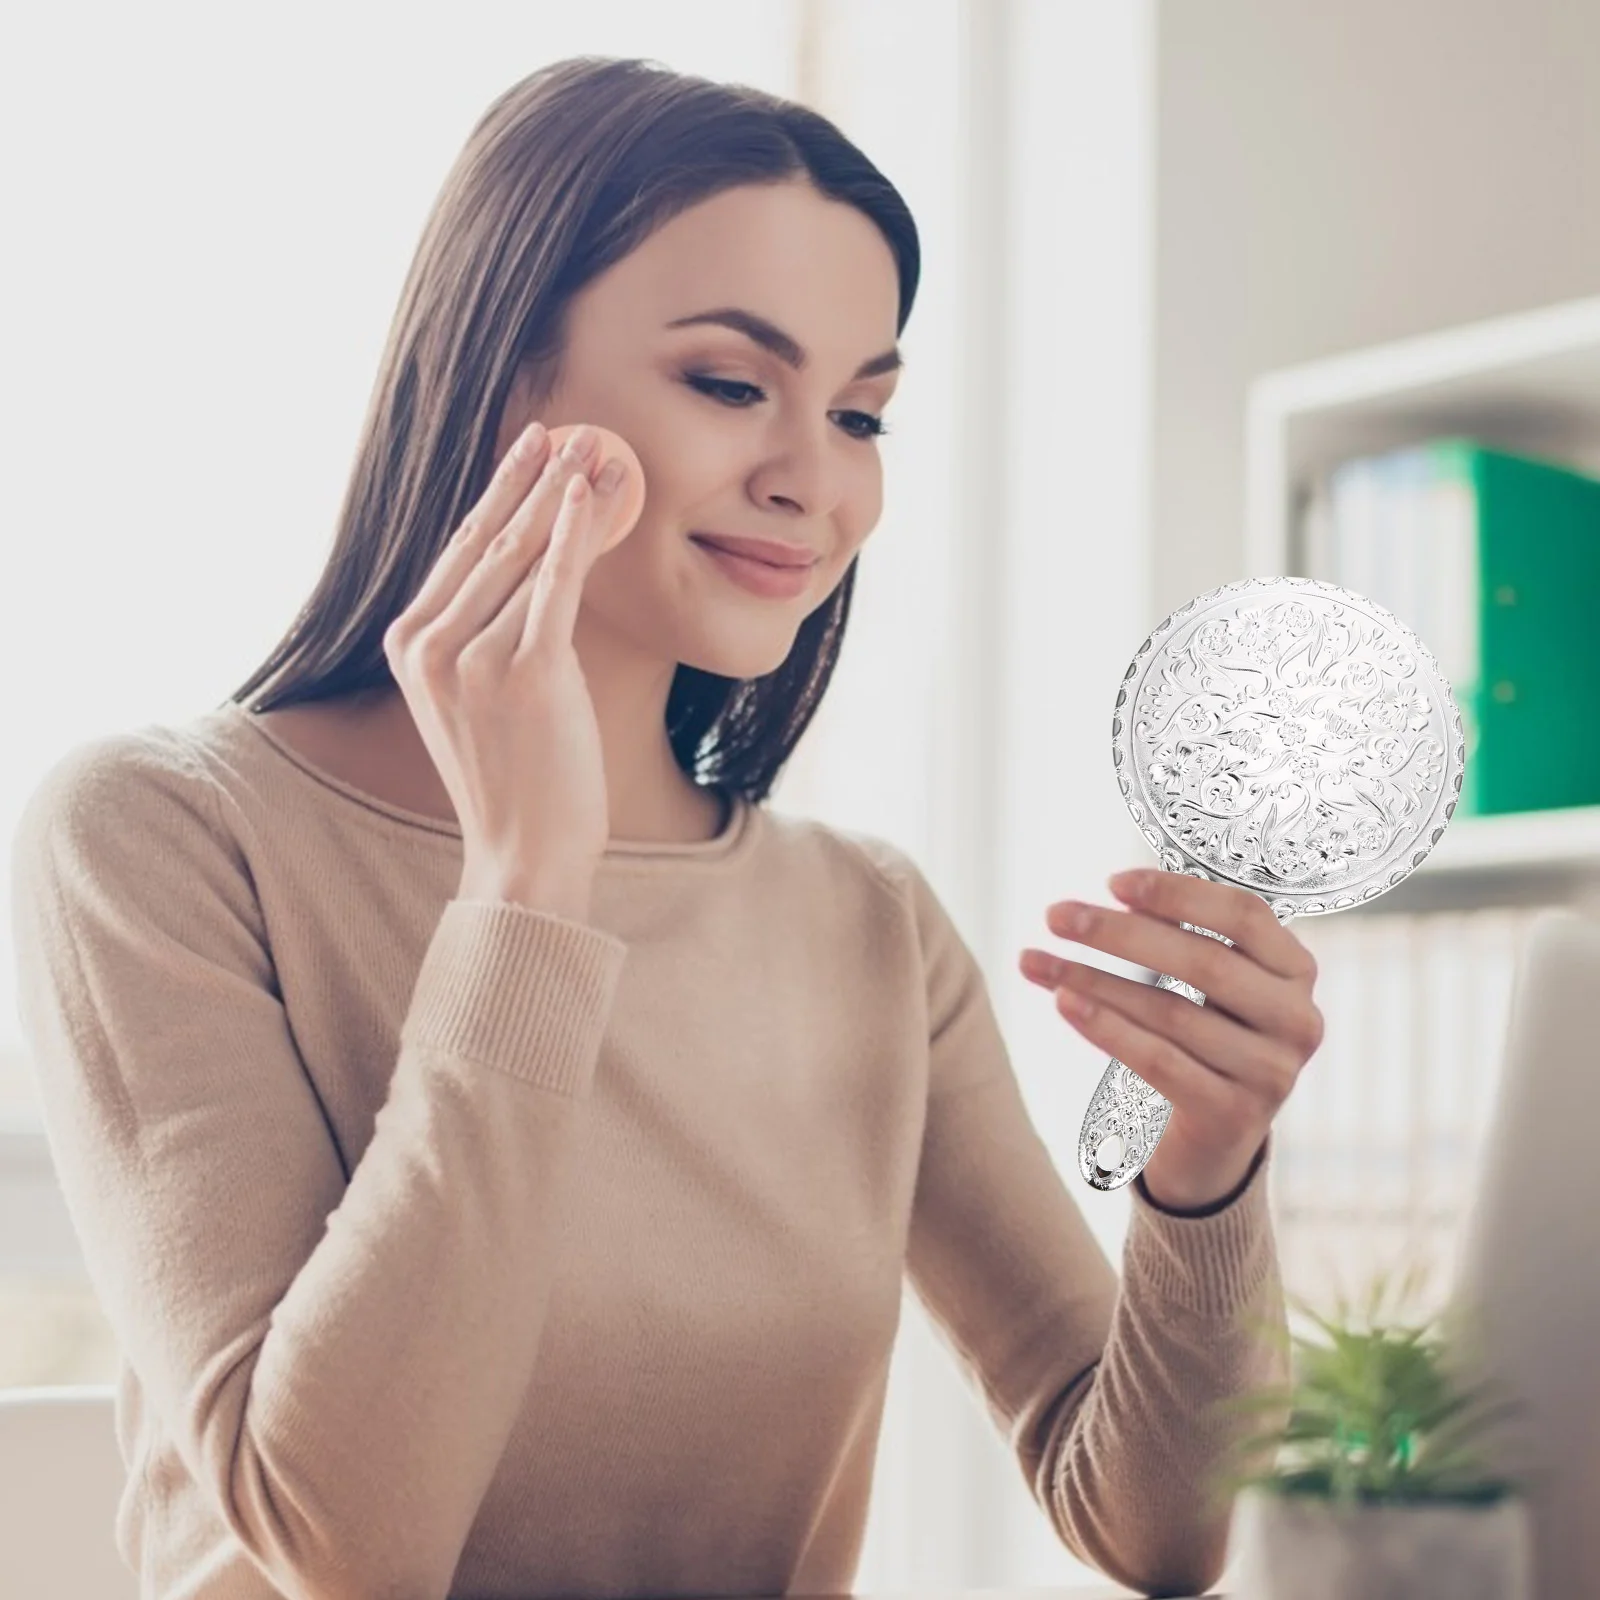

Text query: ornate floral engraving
(1083, 578), (1466, 1192)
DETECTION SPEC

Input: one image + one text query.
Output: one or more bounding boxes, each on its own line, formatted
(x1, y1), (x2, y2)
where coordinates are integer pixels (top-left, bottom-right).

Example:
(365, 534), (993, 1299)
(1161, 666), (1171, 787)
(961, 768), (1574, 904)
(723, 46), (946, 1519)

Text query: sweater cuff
(1123, 1130), (1277, 1320)
(1135, 1130), (1269, 1218)
(400, 898), (629, 1096)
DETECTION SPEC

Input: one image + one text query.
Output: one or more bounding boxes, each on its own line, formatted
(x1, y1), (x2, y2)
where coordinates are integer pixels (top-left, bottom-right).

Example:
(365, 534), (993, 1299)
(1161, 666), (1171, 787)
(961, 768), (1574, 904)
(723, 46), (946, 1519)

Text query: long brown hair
(226, 55), (920, 806)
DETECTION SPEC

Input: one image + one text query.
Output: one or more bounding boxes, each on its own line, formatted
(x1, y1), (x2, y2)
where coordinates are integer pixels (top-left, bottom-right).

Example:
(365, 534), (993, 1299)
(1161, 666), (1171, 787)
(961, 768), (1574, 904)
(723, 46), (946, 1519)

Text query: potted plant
(1210, 1262), (1533, 1600)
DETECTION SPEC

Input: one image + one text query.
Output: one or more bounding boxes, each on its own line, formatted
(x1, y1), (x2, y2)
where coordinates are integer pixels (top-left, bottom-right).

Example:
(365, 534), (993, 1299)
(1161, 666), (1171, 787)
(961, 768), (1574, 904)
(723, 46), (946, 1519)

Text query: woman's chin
(678, 629), (803, 683)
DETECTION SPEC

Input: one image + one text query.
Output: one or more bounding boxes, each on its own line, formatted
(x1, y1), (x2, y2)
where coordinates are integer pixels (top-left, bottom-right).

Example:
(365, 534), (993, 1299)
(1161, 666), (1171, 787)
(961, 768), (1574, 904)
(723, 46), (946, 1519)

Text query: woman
(11, 55), (1320, 1600)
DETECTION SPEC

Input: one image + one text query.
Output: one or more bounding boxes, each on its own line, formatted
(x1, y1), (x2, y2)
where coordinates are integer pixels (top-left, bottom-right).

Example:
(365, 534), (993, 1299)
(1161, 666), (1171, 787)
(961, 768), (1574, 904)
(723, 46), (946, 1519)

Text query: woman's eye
(683, 373), (890, 441)
(686, 374), (763, 408)
(840, 411), (891, 440)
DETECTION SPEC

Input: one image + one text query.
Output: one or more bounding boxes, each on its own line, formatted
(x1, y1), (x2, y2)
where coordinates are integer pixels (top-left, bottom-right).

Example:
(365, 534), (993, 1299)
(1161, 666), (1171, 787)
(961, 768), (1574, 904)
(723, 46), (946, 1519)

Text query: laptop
(1444, 906), (1600, 1596)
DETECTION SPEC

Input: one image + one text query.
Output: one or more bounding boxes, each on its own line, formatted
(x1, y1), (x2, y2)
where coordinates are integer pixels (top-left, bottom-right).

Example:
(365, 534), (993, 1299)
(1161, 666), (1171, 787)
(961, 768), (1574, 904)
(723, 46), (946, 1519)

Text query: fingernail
(1109, 869), (1147, 901)
(595, 458), (624, 494)
(562, 425), (597, 462)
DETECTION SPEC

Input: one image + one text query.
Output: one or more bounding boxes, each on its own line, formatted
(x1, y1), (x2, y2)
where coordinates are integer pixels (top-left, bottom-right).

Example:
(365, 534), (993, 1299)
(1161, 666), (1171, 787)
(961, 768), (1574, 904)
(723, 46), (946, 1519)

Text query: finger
(1044, 957), (1301, 1101)
(1111, 868), (1313, 981)
(473, 538), (542, 657)
(427, 436), (596, 648)
(1043, 889), (1318, 1036)
(520, 470), (606, 651)
(1024, 938), (1325, 1073)
(1043, 897), (1308, 1042)
(481, 452), (625, 657)
(401, 421), (554, 631)
(1053, 982), (1243, 1123)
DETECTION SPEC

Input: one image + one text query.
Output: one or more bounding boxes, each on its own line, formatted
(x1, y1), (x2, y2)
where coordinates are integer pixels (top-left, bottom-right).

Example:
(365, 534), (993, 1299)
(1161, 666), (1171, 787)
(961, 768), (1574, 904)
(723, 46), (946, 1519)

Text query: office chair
(0, 1384), (137, 1598)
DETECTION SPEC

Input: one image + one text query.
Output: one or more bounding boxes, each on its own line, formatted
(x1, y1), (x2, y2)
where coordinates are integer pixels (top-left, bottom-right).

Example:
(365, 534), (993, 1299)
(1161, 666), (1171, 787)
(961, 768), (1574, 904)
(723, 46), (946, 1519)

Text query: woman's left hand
(1018, 866), (1325, 1211)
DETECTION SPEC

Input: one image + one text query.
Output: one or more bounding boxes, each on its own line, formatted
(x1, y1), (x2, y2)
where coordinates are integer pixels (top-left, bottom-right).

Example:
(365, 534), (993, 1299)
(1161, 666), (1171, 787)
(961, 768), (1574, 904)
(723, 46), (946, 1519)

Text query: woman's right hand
(381, 421), (629, 918)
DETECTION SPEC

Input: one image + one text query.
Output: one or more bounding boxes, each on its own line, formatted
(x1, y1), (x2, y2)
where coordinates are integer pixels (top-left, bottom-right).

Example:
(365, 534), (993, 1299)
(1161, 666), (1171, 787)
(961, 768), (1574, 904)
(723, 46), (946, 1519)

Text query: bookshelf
(1243, 295), (1600, 911)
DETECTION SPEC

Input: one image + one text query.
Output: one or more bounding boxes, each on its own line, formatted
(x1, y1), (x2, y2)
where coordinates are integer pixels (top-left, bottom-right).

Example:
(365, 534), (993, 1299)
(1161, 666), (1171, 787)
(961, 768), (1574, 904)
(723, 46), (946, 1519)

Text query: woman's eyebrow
(665, 307), (903, 380)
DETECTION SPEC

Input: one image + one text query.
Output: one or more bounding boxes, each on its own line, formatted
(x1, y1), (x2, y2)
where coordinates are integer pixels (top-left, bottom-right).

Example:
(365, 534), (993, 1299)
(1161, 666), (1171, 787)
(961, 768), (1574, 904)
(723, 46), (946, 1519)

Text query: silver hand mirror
(1078, 576), (1466, 1193)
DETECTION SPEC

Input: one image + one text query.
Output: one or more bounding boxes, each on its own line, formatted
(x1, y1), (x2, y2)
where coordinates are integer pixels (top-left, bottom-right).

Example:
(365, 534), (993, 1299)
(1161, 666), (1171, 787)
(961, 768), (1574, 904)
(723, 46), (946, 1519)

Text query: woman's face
(495, 177), (902, 682)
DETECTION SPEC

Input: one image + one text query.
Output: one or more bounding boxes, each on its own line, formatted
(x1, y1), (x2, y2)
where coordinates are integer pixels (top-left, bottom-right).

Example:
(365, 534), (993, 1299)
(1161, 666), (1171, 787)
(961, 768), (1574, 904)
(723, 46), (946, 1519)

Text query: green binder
(1309, 437), (1600, 818)
(1433, 439), (1600, 816)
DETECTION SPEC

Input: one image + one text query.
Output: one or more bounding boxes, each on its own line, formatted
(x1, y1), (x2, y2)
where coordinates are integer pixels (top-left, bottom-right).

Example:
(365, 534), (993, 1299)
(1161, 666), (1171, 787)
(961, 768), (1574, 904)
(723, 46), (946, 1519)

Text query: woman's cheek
(844, 478), (885, 549)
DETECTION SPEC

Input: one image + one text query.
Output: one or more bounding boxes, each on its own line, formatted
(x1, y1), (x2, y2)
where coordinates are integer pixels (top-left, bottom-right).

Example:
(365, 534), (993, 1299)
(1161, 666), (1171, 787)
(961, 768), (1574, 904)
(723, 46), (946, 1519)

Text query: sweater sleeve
(7, 733), (629, 1600)
(893, 849), (1289, 1598)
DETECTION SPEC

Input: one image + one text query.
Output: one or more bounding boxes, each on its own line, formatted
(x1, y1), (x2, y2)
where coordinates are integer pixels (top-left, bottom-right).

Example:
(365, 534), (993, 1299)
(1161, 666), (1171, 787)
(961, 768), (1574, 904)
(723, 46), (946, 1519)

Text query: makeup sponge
(545, 424), (646, 553)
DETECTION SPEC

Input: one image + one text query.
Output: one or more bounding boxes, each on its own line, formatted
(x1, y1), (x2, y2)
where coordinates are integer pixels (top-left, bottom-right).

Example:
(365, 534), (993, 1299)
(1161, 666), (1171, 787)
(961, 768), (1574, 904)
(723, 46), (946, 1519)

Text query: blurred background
(3, 0), (1599, 1592)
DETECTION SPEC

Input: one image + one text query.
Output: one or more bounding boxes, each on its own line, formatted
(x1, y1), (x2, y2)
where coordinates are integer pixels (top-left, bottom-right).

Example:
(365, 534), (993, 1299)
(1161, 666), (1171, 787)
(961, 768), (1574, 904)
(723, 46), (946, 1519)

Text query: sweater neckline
(214, 701), (755, 866)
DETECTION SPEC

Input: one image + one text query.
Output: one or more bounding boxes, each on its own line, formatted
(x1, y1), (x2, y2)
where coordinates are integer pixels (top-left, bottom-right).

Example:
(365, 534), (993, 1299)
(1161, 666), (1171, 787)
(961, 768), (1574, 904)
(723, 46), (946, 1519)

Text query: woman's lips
(691, 538), (815, 599)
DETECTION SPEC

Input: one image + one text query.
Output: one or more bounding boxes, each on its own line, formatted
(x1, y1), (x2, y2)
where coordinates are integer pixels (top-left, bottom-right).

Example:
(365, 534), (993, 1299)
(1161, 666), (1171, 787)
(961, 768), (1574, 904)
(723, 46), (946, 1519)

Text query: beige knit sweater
(8, 701), (1286, 1600)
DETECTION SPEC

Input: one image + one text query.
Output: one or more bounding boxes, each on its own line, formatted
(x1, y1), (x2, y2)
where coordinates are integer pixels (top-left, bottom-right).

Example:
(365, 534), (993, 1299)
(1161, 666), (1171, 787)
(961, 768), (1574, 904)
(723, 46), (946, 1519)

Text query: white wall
(1151, 0), (1600, 620)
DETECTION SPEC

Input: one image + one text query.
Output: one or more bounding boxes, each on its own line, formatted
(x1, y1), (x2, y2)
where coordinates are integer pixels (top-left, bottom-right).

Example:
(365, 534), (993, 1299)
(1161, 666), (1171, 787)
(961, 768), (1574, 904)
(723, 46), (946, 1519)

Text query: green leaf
(1214, 1264), (1528, 1505)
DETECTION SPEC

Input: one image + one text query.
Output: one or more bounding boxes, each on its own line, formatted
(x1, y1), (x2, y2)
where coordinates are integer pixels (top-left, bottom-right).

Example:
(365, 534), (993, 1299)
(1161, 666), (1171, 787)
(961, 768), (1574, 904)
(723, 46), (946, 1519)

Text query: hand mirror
(1077, 576), (1466, 1193)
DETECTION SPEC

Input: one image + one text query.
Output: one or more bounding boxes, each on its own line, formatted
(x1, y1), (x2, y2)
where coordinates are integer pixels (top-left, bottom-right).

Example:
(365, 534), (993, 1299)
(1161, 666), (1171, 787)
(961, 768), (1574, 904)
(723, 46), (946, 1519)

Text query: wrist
(1138, 1134), (1266, 1216)
(458, 863), (596, 922)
